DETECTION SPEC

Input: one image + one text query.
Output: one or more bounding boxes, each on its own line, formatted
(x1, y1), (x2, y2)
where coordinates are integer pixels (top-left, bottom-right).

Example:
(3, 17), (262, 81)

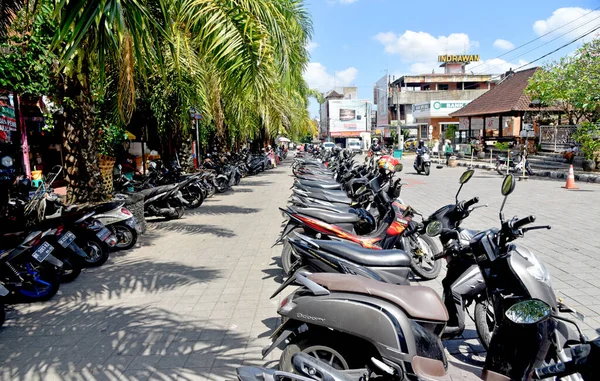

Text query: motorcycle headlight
(525, 252), (551, 285)
(1, 156), (13, 167)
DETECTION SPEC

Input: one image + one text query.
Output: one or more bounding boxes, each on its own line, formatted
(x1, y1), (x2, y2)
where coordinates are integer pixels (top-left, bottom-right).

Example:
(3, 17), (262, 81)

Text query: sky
(303, 0), (600, 117)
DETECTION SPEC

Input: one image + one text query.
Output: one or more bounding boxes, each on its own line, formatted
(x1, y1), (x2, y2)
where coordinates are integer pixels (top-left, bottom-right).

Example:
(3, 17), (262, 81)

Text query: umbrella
(278, 137), (291, 143)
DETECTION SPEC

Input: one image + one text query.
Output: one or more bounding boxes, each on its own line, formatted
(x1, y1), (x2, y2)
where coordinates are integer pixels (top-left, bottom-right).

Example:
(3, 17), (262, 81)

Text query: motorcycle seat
(296, 179), (341, 188)
(139, 184), (177, 198)
(308, 273), (448, 322)
(289, 206), (360, 224)
(313, 239), (411, 267)
(293, 189), (352, 204)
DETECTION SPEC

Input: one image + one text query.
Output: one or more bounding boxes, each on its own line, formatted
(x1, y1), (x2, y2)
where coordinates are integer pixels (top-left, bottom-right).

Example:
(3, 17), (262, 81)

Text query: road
(0, 154), (598, 381)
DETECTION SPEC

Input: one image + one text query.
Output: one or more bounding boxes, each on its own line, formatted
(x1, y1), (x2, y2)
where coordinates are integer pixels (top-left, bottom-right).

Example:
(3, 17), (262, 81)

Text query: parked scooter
(138, 181), (188, 220)
(495, 150), (534, 175)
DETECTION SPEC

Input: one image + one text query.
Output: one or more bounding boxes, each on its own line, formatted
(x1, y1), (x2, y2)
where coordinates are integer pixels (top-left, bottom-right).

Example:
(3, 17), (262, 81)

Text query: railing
(539, 125), (578, 152)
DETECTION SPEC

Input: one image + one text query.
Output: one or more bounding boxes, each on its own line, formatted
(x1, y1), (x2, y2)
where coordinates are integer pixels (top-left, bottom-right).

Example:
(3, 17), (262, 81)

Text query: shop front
(412, 100), (471, 143)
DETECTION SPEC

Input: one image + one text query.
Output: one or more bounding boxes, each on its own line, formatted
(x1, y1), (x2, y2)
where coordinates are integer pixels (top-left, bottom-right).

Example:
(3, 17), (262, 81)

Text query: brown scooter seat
(308, 273), (448, 322)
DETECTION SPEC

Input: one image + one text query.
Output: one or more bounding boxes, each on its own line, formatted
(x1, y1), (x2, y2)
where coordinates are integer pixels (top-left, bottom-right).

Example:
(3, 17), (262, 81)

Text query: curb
(453, 161), (600, 183)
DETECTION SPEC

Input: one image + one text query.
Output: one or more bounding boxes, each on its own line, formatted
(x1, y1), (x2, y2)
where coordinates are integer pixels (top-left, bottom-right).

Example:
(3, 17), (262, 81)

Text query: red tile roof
(450, 68), (560, 117)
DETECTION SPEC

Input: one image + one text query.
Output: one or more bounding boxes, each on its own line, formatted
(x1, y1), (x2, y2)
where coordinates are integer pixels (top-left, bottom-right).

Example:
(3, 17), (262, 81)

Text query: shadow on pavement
(0, 303), (247, 380)
(185, 204), (260, 216)
(149, 222), (236, 238)
(56, 258), (221, 301)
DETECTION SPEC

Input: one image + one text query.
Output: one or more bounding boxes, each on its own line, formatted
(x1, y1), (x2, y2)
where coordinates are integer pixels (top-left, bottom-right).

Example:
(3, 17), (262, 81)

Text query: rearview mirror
(505, 299), (551, 324)
(501, 174), (516, 196)
(394, 164), (403, 173)
(356, 185), (367, 195)
(459, 170), (474, 184)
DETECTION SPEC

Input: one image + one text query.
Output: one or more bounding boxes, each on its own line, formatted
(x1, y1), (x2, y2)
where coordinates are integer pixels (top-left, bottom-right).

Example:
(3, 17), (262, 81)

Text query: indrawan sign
(438, 54), (480, 63)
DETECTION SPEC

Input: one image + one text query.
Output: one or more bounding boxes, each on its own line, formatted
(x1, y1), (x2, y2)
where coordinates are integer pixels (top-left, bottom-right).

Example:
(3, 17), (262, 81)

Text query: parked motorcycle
(495, 150), (534, 176)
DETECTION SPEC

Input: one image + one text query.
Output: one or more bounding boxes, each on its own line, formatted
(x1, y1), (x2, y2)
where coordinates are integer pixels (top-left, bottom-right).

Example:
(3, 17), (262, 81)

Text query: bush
(572, 122), (600, 161)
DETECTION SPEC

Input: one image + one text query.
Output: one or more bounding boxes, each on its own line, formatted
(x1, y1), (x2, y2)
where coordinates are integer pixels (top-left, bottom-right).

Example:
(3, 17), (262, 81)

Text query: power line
(473, 14), (600, 74)
(511, 24), (600, 71)
(468, 5), (600, 73)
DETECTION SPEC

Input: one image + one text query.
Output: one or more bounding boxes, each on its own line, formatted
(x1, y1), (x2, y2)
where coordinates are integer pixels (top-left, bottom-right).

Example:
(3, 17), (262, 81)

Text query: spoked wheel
(475, 299), (495, 350)
(111, 224), (138, 250)
(280, 334), (354, 373)
(405, 235), (442, 280)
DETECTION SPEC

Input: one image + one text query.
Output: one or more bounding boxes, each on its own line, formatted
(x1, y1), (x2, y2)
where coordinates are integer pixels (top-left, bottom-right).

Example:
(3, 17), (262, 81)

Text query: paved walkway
(0, 156), (598, 381)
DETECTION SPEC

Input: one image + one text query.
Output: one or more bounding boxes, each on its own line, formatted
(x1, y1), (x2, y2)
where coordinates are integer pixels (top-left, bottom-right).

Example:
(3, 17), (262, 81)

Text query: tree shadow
(54, 258), (221, 301)
(149, 222), (236, 238)
(232, 188), (254, 193)
(0, 303), (250, 381)
(261, 268), (285, 284)
(238, 180), (273, 187)
(185, 205), (260, 216)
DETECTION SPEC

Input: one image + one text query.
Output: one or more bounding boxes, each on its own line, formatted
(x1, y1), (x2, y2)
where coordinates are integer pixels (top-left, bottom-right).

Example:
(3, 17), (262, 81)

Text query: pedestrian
(443, 140), (453, 166)
(562, 143), (578, 164)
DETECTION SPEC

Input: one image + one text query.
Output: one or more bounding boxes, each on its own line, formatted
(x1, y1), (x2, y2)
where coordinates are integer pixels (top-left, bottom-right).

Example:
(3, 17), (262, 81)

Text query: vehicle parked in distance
(347, 138), (362, 153)
(322, 142), (336, 151)
(404, 138), (418, 150)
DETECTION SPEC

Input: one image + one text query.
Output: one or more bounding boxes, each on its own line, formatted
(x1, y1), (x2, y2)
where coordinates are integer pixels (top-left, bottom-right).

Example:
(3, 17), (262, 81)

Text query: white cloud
(306, 41), (319, 53)
(533, 7), (600, 43)
(339, 0), (358, 3)
(493, 39), (515, 50)
(374, 30), (478, 62)
(303, 62), (358, 90)
(465, 58), (529, 74)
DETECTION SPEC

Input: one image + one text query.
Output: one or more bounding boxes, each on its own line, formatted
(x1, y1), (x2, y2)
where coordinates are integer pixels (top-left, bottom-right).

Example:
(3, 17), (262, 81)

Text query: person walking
(444, 140), (454, 166)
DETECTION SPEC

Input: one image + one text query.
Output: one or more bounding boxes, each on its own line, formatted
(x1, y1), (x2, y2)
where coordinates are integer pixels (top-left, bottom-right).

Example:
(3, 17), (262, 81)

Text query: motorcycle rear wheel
(13, 261), (61, 302)
(496, 163), (508, 176)
(280, 333), (354, 373)
(111, 224), (138, 250)
(78, 237), (110, 267)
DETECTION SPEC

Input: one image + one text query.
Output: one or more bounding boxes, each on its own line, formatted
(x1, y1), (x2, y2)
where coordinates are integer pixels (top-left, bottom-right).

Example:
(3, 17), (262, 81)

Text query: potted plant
(572, 122), (600, 172)
(96, 123), (127, 194)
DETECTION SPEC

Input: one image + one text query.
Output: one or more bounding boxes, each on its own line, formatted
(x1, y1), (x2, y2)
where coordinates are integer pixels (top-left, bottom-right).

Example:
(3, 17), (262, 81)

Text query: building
(319, 87), (372, 147)
(449, 67), (562, 146)
(376, 55), (497, 143)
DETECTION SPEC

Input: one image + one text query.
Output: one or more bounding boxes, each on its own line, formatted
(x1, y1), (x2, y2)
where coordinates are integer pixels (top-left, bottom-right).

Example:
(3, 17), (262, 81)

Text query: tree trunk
(62, 74), (105, 204)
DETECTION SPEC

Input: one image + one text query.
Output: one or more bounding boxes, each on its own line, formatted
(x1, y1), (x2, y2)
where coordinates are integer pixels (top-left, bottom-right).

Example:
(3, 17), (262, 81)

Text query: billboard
(375, 75), (388, 127)
(329, 99), (371, 135)
(412, 100), (471, 118)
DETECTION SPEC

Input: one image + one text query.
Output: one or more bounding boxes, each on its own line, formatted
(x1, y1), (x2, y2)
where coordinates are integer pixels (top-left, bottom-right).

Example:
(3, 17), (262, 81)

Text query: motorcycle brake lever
(522, 225), (551, 232)
(469, 204), (489, 211)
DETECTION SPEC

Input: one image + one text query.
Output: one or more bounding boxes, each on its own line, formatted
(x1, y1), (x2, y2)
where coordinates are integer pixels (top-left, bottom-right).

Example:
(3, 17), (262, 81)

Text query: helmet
(148, 161), (157, 170)
(418, 140), (424, 147)
(377, 156), (402, 174)
(372, 138), (379, 144)
(268, 145), (272, 149)
(205, 153), (212, 159)
(334, 146), (342, 153)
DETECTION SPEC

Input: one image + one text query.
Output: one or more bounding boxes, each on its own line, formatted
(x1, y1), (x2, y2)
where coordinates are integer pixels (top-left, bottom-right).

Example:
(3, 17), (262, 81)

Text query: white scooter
(94, 202), (140, 250)
(414, 151), (432, 176)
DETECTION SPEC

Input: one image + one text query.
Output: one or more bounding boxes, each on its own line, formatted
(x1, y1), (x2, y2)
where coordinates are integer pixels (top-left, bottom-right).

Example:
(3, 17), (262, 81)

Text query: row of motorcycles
(237, 148), (597, 380)
(113, 148), (282, 220)
(0, 167), (140, 327)
(0, 147), (282, 328)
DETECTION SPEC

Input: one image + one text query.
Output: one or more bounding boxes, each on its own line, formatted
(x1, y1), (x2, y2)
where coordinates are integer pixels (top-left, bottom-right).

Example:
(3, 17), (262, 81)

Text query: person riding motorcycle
(370, 138), (382, 153)
(415, 140), (429, 167)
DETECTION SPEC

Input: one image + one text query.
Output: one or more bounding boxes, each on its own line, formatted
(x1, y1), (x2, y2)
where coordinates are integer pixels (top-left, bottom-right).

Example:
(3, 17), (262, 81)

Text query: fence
(539, 125), (578, 152)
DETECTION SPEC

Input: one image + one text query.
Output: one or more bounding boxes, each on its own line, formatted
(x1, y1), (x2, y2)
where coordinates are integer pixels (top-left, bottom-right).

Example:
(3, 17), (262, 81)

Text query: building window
(420, 126), (428, 139)
(422, 85), (430, 91)
(438, 84), (449, 91)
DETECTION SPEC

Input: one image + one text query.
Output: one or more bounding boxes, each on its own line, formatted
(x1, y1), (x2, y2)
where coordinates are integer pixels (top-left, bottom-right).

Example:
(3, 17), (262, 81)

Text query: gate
(539, 125), (578, 152)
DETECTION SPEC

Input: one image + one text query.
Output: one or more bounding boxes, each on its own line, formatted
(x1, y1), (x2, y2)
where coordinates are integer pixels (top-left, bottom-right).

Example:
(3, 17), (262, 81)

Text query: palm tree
(0, 0), (23, 38)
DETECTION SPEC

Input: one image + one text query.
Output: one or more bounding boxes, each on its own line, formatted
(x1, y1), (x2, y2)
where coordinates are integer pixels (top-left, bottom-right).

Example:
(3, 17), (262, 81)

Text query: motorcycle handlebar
(533, 362), (572, 379)
(510, 215), (536, 230)
(463, 197), (479, 209)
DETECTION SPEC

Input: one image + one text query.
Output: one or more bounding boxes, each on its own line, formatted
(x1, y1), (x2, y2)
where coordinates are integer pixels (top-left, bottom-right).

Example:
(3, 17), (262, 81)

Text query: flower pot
(582, 159), (596, 172)
(457, 151), (465, 159)
(477, 152), (486, 160)
(448, 156), (458, 167)
(98, 155), (116, 194)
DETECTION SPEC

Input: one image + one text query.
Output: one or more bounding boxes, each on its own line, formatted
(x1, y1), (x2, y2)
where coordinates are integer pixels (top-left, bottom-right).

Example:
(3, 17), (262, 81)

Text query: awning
(278, 137), (291, 143)
(126, 131), (137, 140)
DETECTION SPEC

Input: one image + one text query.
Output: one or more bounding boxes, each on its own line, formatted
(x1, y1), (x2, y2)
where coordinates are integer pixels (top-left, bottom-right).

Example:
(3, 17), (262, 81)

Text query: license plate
(32, 242), (54, 263)
(58, 231), (76, 248)
(96, 227), (112, 241)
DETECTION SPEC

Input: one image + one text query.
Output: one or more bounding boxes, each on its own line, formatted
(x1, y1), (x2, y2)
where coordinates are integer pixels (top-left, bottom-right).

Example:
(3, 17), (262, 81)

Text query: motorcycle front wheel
(475, 299), (495, 350)
(406, 235), (441, 280)
(496, 163), (508, 176)
(424, 165), (431, 176)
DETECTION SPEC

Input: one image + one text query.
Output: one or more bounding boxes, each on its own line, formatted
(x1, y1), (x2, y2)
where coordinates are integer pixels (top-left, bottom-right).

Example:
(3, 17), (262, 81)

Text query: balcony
(388, 89), (489, 105)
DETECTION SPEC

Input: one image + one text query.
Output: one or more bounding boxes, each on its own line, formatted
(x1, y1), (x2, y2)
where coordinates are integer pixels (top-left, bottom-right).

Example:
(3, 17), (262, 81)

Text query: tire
(216, 178), (229, 193)
(181, 187), (203, 209)
(279, 333), (357, 373)
(58, 256), (82, 283)
(14, 261), (61, 302)
(496, 163), (507, 176)
(281, 231), (302, 274)
(424, 165), (431, 176)
(475, 299), (495, 350)
(111, 224), (138, 250)
(78, 237), (110, 267)
(407, 235), (442, 280)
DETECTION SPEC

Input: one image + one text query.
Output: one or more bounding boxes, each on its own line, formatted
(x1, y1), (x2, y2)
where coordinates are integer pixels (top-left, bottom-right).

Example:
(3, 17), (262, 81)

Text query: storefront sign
(438, 54), (480, 63)
(412, 100), (471, 118)
(0, 101), (17, 132)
